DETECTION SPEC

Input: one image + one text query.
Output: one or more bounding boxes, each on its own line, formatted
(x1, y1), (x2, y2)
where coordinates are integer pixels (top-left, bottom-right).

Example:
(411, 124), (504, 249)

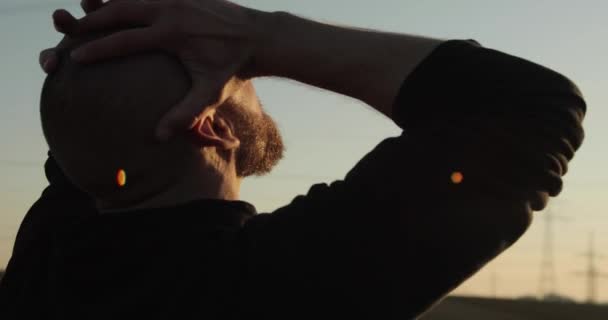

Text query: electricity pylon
(574, 232), (608, 304)
(538, 206), (559, 298)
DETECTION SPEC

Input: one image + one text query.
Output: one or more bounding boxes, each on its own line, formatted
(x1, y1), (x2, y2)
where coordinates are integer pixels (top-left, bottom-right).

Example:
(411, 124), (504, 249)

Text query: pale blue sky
(0, 0), (606, 302)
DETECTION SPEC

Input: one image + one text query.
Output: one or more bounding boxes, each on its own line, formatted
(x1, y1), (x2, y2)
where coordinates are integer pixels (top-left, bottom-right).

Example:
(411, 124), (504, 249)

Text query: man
(0, 0), (585, 319)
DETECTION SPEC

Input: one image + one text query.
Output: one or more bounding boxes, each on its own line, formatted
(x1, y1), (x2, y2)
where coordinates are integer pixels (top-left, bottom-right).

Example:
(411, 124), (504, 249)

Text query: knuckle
(81, 0), (95, 12)
(115, 2), (134, 21)
(161, 19), (186, 44)
(154, 0), (190, 37)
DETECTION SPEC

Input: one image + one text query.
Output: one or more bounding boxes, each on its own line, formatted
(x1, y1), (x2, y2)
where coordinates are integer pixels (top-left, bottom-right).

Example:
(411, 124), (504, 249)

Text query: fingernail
(43, 59), (51, 72)
(43, 57), (56, 73)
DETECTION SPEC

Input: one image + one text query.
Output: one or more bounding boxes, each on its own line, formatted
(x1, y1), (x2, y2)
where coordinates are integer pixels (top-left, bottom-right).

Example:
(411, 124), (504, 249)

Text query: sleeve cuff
(391, 39), (483, 131)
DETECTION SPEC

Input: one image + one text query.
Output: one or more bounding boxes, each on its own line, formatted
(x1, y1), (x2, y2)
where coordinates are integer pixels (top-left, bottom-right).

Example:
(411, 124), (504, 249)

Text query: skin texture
(40, 33), (284, 211)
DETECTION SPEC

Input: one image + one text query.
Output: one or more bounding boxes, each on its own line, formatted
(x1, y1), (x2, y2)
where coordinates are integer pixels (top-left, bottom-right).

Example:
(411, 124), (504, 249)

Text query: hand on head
(40, 0), (267, 141)
(39, 1), (285, 209)
(40, 34), (284, 209)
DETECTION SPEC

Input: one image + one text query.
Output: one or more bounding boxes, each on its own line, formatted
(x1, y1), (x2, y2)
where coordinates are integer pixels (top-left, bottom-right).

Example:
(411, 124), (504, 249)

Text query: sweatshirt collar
(93, 198), (257, 228)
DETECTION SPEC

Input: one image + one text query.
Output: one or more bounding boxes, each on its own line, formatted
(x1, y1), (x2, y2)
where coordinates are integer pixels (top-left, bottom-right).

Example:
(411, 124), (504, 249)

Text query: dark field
(421, 296), (608, 320)
(3, 269), (606, 319)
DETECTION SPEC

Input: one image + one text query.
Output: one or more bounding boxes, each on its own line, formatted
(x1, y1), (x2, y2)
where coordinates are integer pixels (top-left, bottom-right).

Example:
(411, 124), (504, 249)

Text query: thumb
(155, 82), (220, 141)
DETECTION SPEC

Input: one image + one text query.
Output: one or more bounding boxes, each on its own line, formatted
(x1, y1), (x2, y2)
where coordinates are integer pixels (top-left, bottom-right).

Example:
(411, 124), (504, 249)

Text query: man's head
(40, 32), (284, 210)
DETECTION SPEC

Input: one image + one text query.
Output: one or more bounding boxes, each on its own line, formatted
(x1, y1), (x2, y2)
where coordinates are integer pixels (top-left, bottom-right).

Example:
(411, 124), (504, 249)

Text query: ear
(189, 111), (240, 151)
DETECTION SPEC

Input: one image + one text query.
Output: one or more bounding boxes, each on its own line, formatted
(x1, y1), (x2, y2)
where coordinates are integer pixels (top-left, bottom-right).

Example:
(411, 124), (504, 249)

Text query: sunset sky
(1, 0), (606, 303)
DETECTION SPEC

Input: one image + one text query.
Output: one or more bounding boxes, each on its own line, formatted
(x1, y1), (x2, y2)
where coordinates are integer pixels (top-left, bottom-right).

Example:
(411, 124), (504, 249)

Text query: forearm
(248, 11), (444, 118)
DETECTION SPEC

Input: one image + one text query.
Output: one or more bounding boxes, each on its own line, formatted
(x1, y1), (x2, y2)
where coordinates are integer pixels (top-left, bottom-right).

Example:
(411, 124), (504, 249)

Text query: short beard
(217, 102), (285, 177)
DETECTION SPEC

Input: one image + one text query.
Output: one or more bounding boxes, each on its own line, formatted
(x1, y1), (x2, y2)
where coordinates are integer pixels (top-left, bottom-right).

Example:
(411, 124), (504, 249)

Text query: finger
(156, 84), (219, 141)
(39, 49), (59, 73)
(81, 0), (105, 13)
(53, 9), (79, 34)
(72, 1), (158, 35)
(529, 191), (549, 212)
(70, 27), (166, 62)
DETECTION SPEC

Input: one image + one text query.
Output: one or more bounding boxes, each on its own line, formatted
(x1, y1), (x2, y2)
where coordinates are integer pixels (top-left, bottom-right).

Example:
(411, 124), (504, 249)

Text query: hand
(39, 0), (105, 73)
(45, 0), (269, 140)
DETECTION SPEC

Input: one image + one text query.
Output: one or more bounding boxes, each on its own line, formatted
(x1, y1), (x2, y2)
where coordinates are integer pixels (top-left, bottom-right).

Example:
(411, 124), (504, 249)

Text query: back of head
(41, 33), (196, 207)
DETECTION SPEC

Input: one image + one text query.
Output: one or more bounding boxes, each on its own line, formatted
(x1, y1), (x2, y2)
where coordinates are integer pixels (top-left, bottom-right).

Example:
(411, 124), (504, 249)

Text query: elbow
(525, 64), (587, 123)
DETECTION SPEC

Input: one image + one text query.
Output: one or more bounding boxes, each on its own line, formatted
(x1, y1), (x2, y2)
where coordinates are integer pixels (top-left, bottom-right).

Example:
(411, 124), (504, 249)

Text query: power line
(538, 205), (570, 299)
(539, 207), (557, 298)
(574, 232), (608, 304)
(490, 269), (498, 299)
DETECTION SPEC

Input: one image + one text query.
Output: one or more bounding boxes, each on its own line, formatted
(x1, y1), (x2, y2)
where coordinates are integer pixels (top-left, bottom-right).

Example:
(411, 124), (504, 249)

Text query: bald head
(40, 33), (283, 208)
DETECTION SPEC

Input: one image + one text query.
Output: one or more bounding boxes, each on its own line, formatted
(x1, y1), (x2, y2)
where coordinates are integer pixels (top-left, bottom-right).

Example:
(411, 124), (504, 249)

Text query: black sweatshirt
(0, 40), (586, 319)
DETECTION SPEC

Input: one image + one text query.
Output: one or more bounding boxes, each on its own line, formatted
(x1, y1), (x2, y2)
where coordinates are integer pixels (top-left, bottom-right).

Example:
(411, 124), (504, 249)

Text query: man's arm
(46, 1), (444, 136)
(235, 40), (586, 319)
(246, 11), (444, 118)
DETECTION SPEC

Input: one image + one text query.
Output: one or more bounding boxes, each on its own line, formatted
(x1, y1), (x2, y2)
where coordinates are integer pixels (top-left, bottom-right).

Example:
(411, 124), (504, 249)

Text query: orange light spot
(116, 169), (127, 187)
(451, 171), (464, 184)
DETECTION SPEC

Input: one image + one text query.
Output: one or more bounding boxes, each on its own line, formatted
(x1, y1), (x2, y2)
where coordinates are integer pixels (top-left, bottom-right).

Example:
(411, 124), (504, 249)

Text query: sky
(0, 0), (607, 303)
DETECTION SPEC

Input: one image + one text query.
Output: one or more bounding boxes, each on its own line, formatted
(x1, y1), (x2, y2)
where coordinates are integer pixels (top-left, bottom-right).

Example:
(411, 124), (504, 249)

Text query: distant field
(421, 296), (608, 320)
(0, 274), (605, 320)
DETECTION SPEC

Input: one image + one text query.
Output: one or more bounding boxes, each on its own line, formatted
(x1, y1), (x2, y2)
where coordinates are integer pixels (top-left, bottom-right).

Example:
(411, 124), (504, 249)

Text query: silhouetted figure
(0, 3), (585, 319)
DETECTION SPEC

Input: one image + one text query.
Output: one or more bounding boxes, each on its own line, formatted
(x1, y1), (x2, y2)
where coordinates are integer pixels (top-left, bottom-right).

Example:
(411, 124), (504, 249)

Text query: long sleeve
(235, 40), (586, 319)
(0, 153), (96, 317)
